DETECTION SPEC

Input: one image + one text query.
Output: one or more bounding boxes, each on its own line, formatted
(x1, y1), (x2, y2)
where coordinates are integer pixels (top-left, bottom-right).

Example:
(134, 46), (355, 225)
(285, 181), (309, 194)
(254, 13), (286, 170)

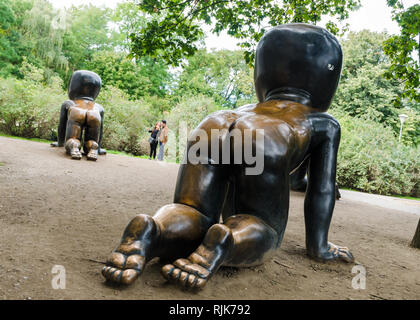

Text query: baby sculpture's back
(71, 99), (96, 111)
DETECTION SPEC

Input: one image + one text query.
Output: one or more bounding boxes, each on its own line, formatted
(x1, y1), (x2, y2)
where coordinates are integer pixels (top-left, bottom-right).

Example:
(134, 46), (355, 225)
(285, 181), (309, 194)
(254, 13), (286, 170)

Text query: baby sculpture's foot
(86, 148), (98, 161)
(98, 148), (107, 155)
(102, 215), (158, 285)
(161, 224), (233, 290)
(70, 147), (82, 160)
(309, 242), (354, 263)
(102, 252), (145, 285)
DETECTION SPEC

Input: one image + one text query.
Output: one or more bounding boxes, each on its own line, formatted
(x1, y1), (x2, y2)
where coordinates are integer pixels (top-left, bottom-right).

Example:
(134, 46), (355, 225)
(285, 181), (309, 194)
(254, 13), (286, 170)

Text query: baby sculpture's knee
(123, 214), (160, 241)
(202, 224), (234, 252)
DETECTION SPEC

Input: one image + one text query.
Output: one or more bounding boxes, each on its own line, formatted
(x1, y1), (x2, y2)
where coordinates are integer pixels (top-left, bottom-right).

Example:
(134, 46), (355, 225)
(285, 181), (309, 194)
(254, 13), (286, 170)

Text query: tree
(331, 30), (420, 146)
(85, 50), (171, 99)
(0, 0), (31, 77)
(0, 0), (71, 81)
(131, 0), (361, 65)
(384, 1), (419, 105)
(112, 1), (149, 50)
(21, 0), (69, 74)
(62, 4), (121, 79)
(174, 49), (255, 108)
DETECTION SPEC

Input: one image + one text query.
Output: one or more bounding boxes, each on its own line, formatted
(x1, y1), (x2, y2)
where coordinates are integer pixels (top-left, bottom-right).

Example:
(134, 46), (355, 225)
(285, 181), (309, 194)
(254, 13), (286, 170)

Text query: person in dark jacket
(148, 122), (161, 160)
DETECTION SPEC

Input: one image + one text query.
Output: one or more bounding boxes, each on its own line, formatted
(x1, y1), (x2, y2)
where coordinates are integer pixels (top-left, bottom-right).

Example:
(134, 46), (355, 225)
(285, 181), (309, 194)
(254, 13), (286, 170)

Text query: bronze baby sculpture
(51, 70), (106, 161)
(102, 23), (354, 290)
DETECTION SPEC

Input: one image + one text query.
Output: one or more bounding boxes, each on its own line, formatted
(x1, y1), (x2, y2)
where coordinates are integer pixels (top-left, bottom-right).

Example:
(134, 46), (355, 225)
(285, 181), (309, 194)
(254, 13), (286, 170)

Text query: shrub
(96, 86), (157, 156)
(0, 74), (66, 140)
(166, 95), (220, 162)
(333, 111), (419, 197)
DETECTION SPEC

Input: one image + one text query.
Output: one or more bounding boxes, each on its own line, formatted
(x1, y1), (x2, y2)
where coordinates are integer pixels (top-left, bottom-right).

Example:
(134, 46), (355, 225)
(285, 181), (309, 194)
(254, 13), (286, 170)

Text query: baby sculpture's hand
(51, 142), (63, 147)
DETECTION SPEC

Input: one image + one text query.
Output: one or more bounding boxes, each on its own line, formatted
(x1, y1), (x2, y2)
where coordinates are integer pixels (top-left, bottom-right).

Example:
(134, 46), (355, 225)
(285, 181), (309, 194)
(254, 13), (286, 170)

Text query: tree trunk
(411, 218), (420, 249)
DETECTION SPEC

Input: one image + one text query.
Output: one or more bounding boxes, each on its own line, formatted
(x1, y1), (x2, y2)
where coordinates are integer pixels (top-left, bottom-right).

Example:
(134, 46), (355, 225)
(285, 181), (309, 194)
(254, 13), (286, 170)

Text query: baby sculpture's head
(68, 70), (102, 101)
(254, 23), (343, 112)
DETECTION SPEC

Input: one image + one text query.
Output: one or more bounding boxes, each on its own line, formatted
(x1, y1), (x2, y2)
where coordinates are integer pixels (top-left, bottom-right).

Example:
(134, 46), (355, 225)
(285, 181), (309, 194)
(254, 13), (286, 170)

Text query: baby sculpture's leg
(102, 204), (213, 285)
(162, 214), (278, 289)
(84, 110), (101, 161)
(103, 113), (240, 286)
(65, 107), (85, 160)
(162, 152), (290, 289)
(103, 155), (229, 285)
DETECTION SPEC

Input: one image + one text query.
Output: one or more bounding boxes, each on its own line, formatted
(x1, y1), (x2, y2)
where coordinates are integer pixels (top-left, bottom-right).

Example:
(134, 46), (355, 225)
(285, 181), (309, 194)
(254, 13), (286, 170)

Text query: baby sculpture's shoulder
(93, 102), (104, 113)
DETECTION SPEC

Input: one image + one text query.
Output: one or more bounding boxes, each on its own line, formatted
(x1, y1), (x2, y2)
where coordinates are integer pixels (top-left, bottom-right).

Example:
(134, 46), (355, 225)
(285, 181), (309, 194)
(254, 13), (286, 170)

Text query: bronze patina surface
(102, 24), (354, 290)
(51, 70), (106, 160)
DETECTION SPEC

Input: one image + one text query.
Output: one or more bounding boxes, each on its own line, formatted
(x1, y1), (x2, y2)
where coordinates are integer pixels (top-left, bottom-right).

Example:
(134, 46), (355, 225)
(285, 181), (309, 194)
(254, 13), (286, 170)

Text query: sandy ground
(0, 136), (419, 300)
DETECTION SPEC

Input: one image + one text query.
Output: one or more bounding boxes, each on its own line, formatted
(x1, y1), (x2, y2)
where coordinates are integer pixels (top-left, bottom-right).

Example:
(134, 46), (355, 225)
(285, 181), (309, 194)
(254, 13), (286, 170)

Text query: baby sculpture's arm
(96, 103), (106, 155)
(304, 113), (353, 262)
(51, 100), (75, 147)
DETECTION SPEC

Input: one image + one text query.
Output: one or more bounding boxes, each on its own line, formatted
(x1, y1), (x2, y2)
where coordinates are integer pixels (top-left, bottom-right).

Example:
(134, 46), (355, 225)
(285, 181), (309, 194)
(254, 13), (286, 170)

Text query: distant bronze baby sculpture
(102, 24), (354, 290)
(51, 70), (106, 161)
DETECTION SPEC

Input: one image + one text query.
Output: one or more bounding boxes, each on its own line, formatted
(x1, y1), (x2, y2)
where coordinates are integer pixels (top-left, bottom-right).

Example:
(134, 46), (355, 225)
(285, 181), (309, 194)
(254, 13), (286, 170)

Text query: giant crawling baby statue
(51, 70), (106, 161)
(102, 23), (354, 289)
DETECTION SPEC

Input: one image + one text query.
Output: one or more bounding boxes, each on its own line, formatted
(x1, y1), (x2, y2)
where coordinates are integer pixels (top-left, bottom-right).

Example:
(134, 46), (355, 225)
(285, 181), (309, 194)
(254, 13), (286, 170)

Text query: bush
(96, 86), (156, 156)
(0, 73), (66, 140)
(333, 111), (419, 197)
(166, 95), (220, 162)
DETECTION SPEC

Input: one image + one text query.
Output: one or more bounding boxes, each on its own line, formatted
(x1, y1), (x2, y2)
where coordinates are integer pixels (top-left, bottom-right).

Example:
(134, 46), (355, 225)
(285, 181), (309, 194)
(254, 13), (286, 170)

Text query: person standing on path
(157, 120), (168, 161)
(148, 122), (161, 160)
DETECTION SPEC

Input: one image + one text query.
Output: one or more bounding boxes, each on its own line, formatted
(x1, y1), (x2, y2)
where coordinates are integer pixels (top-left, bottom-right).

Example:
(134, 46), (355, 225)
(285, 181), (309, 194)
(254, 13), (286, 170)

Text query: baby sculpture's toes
(328, 242), (354, 263)
(70, 148), (82, 160)
(162, 258), (209, 290)
(87, 148), (98, 161)
(310, 242), (354, 263)
(102, 251), (146, 285)
(102, 214), (159, 286)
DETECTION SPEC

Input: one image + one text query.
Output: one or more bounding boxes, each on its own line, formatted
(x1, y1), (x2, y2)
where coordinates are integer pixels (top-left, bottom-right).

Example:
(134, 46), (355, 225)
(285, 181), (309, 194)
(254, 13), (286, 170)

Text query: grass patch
(340, 188), (420, 201)
(107, 149), (149, 159)
(0, 133), (178, 163)
(0, 133), (51, 144)
(0, 162), (4, 166)
(107, 150), (177, 163)
(390, 195), (420, 201)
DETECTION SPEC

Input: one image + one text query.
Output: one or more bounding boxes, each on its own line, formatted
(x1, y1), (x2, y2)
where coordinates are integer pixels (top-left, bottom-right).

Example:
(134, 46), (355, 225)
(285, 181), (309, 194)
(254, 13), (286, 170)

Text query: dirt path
(0, 136), (419, 300)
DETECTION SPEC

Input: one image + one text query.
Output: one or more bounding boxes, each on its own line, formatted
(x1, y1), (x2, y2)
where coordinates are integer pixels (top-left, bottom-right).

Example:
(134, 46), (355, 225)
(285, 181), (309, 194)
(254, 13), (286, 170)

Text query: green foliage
(331, 30), (419, 146)
(174, 49), (255, 108)
(111, 1), (149, 50)
(166, 95), (220, 162)
(332, 111), (419, 197)
(85, 51), (171, 100)
(0, 0), (31, 77)
(62, 4), (121, 76)
(0, 66), (66, 139)
(133, 0), (361, 65)
(0, 0), (127, 84)
(96, 86), (155, 155)
(21, 0), (70, 74)
(384, 1), (419, 105)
